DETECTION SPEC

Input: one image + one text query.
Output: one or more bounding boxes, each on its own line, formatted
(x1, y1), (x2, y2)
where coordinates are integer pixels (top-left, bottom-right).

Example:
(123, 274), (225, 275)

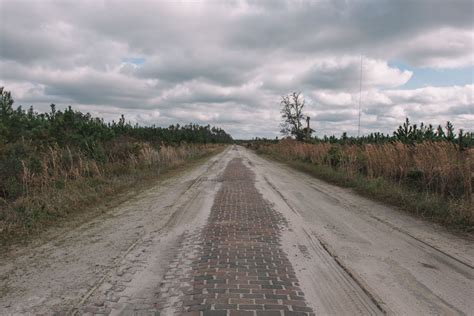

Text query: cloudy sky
(1, 0), (472, 138)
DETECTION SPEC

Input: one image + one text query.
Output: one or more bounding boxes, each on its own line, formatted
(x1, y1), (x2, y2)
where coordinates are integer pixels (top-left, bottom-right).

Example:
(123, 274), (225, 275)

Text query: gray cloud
(315, 111), (356, 122)
(0, 0), (472, 139)
(134, 50), (259, 86)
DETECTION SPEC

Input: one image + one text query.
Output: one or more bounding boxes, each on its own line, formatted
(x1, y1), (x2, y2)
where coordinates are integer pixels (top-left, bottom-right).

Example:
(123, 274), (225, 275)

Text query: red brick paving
(178, 158), (314, 316)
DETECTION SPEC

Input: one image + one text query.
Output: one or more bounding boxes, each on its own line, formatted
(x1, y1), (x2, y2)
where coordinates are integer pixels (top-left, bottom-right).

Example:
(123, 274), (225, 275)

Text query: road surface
(1, 146), (473, 315)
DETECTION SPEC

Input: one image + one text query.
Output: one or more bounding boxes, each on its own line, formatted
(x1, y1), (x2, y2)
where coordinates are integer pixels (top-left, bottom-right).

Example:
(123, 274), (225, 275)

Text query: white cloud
(0, 0), (472, 138)
(300, 56), (412, 91)
(396, 28), (474, 69)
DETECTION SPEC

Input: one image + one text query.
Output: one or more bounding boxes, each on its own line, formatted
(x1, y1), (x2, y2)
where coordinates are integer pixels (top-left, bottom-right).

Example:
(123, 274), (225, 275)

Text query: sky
(0, 0), (473, 139)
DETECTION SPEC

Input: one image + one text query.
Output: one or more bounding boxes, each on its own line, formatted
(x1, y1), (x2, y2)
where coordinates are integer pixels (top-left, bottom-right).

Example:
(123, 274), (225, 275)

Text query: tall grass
(255, 139), (473, 228)
(0, 140), (223, 242)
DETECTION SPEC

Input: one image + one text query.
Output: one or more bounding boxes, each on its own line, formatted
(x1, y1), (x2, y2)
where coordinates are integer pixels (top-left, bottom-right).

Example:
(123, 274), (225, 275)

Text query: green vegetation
(0, 87), (231, 243)
(248, 117), (473, 148)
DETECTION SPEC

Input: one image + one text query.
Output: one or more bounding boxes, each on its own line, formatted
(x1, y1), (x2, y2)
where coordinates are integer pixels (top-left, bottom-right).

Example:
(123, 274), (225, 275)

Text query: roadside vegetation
(250, 92), (473, 230)
(0, 87), (232, 243)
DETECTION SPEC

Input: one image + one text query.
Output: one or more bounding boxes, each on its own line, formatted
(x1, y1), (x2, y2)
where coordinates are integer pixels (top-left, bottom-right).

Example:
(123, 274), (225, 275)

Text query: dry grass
(0, 143), (224, 243)
(256, 139), (473, 228)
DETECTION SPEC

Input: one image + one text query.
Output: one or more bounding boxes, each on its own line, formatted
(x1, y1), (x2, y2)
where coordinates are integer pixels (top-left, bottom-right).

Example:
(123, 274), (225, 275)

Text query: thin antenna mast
(358, 55), (363, 137)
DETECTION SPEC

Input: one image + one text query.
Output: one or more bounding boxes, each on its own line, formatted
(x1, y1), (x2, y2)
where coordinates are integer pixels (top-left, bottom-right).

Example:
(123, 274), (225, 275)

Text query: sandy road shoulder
(0, 148), (231, 314)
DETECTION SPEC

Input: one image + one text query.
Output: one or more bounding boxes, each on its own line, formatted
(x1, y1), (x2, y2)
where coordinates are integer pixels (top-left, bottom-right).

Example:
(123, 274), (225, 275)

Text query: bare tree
(280, 92), (307, 141)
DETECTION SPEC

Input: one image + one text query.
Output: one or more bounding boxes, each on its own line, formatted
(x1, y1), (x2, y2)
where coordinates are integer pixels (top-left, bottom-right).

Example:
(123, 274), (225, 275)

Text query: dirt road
(1, 146), (473, 315)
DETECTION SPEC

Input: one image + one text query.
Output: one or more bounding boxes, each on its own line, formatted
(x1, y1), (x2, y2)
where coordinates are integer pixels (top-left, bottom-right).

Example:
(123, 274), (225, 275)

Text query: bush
(405, 170), (424, 191)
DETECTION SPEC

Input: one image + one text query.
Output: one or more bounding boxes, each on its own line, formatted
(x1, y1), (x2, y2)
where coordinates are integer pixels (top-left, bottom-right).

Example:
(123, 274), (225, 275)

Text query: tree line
(278, 92), (473, 148)
(0, 87), (232, 202)
(0, 87), (233, 154)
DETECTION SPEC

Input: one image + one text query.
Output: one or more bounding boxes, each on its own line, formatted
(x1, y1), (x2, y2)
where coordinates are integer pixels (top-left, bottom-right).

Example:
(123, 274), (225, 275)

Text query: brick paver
(175, 158), (314, 315)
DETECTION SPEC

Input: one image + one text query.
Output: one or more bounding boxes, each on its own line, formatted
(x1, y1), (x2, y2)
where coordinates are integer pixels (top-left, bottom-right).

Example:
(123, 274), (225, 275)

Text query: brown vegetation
(255, 139), (473, 228)
(0, 142), (224, 243)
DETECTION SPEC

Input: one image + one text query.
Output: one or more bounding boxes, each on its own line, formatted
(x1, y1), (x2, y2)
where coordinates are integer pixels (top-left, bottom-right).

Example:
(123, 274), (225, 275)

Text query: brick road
(156, 158), (314, 315)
